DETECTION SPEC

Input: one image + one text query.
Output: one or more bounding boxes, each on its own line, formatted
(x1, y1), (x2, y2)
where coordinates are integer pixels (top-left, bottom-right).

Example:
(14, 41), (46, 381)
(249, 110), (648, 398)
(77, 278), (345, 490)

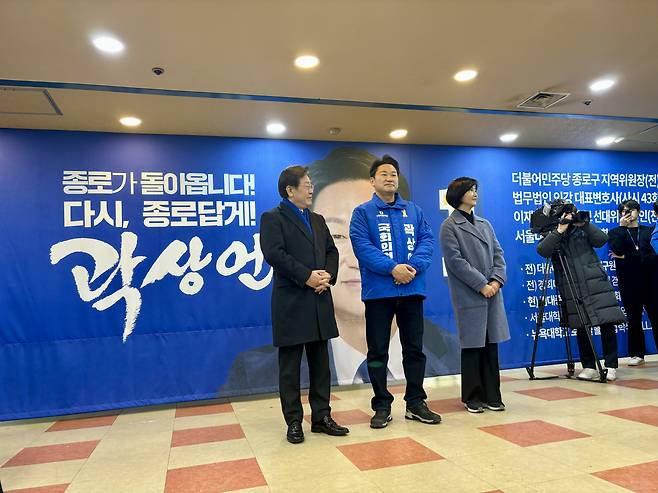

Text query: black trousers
(576, 323), (618, 369)
(618, 271), (658, 358)
(364, 296), (427, 411)
(278, 340), (331, 425)
(461, 339), (502, 405)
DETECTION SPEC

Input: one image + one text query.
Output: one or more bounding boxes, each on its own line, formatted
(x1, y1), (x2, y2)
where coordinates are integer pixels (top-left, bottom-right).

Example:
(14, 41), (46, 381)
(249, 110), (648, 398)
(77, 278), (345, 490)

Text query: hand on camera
(557, 213), (573, 234)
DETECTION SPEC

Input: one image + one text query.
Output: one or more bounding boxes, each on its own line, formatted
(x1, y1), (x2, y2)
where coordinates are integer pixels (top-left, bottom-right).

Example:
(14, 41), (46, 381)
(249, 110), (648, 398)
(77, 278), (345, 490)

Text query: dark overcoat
(259, 203), (339, 347)
(536, 223), (626, 329)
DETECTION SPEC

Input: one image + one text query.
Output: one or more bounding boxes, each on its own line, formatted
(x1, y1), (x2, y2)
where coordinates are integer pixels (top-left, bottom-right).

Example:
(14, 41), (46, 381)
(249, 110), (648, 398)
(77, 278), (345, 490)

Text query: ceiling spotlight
(589, 78), (616, 92)
(294, 55), (320, 69)
(266, 122), (286, 135)
(389, 129), (408, 139)
(119, 116), (141, 127)
(454, 69), (478, 82)
(499, 133), (519, 143)
(613, 137), (625, 143)
(328, 127), (342, 135)
(92, 35), (125, 54)
(596, 136), (616, 147)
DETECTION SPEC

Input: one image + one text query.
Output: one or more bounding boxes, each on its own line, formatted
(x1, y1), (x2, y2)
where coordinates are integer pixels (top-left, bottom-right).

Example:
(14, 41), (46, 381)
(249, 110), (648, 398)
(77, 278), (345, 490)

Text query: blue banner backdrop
(1, 129), (656, 420)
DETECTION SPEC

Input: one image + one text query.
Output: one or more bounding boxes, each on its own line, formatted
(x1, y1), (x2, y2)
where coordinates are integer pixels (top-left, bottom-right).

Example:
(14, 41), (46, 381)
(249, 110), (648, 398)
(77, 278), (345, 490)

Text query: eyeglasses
(290, 183), (314, 192)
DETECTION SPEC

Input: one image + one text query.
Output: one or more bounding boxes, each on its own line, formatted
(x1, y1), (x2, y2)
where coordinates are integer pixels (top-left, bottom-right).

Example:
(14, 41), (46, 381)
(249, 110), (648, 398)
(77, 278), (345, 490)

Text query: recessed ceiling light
(589, 78), (616, 92)
(294, 55), (320, 69)
(92, 35), (124, 54)
(266, 122), (286, 135)
(389, 129), (408, 139)
(119, 116), (141, 127)
(499, 133), (519, 143)
(596, 136), (616, 147)
(454, 69), (478, 82)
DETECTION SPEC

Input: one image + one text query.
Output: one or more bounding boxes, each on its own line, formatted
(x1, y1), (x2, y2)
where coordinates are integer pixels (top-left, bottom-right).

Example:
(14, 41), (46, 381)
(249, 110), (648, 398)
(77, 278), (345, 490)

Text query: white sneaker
(628, 356), (645, 366)
(605, 368), (617, 381)
(577, 368), (599, 380)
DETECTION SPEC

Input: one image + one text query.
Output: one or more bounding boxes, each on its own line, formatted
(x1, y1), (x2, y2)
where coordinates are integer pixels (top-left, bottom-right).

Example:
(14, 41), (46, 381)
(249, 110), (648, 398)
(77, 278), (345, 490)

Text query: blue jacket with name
(349, 193), (434, 301)
(651, 223), (658, 253)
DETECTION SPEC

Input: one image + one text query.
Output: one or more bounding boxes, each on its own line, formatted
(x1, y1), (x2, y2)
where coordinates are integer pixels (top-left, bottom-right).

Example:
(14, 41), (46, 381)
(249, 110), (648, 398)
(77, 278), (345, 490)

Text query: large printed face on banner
(2, 129), (658, 420)
(313, 180), (370, 321)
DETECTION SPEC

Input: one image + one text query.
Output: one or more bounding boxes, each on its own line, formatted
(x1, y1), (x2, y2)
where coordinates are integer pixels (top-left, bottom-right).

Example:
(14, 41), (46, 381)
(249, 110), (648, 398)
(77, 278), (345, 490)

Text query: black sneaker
(464, 401), (485, 413)
(405, 401), (442, 424)
(370, 409), (392, 429)
(485, 402), (506, 412)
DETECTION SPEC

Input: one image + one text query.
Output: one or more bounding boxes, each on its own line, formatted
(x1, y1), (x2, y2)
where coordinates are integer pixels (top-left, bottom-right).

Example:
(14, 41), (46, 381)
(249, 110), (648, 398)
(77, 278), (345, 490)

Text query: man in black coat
(608, 199), (658, 366)
(259, 165), (349, 444)
(537, 206), (626, 381)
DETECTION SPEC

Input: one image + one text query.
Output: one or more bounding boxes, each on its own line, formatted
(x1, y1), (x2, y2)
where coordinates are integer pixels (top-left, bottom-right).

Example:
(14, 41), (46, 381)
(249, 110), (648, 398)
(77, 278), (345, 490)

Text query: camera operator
(608, 200), (658, 366)
(536, 203), (625, 381)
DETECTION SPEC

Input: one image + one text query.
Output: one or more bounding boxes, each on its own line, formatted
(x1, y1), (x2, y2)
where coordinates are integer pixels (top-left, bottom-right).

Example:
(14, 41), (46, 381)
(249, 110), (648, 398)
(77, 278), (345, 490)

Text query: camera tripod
(526, 249), (608, 383)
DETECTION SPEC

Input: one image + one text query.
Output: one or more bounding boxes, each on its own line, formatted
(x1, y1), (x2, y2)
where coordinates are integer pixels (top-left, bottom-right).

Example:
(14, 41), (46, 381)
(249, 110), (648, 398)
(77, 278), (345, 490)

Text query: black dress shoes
(286, 421), (304, 444)
(310, 415), (349, 436)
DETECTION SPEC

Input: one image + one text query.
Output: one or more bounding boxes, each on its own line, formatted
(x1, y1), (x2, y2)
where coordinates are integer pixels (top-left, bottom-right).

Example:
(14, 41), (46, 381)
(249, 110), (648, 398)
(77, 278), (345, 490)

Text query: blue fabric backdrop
(1, 129), (656, 420)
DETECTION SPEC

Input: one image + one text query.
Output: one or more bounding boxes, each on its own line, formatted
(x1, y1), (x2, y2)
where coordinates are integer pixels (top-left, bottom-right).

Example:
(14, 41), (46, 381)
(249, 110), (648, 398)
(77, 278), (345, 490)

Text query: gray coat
(439, 210), (511, 349)
(536, 224), (626, 329)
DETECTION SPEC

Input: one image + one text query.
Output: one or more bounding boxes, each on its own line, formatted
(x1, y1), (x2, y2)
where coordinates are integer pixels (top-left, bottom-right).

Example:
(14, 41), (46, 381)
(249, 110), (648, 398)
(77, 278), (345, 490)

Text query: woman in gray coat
(439, 177), (510, 413)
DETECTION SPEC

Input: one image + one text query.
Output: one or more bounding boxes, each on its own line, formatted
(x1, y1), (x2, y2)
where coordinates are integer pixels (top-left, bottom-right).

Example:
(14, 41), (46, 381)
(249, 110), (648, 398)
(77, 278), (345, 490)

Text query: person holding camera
(608, 200), (658, 366)
(536, 204), (625, 381)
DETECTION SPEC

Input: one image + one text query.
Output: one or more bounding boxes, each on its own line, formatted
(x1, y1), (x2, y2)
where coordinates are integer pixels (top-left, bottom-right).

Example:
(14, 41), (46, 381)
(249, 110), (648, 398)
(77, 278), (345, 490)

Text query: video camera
(530, 199), (590, 235)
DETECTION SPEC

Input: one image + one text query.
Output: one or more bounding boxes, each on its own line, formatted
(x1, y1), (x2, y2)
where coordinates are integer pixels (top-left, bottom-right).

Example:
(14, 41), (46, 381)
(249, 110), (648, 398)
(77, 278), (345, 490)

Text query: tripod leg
(563, 326), (575, 377)
(527, 258), (553, 379)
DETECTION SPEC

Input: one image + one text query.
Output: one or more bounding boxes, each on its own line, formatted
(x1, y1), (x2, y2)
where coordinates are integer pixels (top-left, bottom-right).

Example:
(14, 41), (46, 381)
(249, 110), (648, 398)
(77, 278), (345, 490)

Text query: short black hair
(277, 165), (309, 199)
(446, 177), (478, 209)
(618, 199), (640, 214)
(654, 201), (658, 215)
(369, 154), (400, 177)
(307, 148), (410, 207)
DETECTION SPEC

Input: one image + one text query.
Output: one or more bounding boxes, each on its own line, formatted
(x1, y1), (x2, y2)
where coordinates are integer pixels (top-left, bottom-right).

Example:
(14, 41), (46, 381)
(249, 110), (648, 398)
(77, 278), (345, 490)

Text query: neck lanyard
(627, 228), (639, 251)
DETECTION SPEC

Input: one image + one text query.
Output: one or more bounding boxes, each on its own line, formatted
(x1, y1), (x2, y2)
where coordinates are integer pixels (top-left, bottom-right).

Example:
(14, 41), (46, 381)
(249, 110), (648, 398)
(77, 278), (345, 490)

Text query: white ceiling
(1, 0), (657, 151)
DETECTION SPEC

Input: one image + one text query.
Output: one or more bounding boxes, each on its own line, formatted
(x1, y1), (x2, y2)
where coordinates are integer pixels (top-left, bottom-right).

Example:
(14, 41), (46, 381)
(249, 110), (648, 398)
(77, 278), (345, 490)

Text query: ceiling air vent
(0, 88), (62, 115)
(517, 91), (570, 110)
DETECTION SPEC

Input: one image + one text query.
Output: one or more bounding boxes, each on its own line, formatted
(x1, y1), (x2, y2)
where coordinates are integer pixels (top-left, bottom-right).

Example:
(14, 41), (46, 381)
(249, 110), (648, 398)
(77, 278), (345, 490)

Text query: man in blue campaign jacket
(349, 154), (441, 429)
